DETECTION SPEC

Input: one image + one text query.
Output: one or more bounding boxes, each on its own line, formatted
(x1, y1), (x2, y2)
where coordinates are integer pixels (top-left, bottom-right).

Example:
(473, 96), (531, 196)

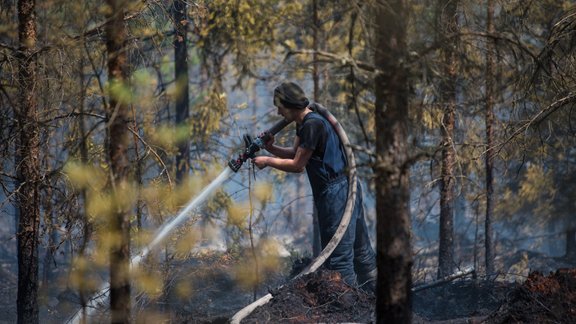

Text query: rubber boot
(357, 268), (377, 294)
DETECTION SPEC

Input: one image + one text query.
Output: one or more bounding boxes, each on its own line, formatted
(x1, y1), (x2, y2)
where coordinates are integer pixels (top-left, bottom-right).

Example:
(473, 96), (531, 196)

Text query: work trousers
(314, 176), (377, 288)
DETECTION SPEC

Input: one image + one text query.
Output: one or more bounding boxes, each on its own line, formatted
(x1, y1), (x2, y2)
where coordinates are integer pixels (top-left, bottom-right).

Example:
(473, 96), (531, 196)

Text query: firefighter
(252, 81), (376, 292)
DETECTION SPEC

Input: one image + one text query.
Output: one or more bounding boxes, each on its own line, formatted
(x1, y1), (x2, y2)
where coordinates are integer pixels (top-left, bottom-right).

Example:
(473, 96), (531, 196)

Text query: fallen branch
(412, 267), (475, 292)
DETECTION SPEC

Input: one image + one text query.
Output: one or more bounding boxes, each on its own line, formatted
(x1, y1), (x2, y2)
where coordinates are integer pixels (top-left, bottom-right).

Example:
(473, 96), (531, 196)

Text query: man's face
(276, 103), (292, 120)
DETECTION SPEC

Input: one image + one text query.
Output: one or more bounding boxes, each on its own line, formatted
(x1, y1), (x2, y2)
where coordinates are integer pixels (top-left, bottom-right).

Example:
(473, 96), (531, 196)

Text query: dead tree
(373, 0), (413, 323)
(15, 0), (40, 323)
(485, 0), (496, 276)
(437, 0), (459, 279)
(104, 0), (132, 322)
(174, 0), (190, 182)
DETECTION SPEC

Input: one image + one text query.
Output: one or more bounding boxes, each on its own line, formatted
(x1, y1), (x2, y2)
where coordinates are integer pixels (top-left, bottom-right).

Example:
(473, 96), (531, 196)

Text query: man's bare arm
(266, 136), (300, 159)
(253, 145), (313, 173)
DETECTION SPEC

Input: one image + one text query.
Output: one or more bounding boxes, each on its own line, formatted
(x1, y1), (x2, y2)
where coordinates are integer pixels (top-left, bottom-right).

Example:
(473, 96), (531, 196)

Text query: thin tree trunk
(42, 187), (55, 286)
(105, 0), (131, 322)
(566, 228), (576, 259)
(174, 0), (190, 182)
(373, 1), (412, 323)
(312, 0), (319, 101)
(76, 55), (94, 319)
(311, 0), (321, 257)
(437, 0), (458, 279)
(485, 0), (496, 276)
(348, 7), (370, 148)
(16, 0), (40, 322)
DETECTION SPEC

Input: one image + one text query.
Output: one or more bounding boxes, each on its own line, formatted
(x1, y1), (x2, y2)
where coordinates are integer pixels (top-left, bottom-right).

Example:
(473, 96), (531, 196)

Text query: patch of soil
(486, 268), (576, 323)
(242, 270), (375, 323)
(413, 279), (514, 321)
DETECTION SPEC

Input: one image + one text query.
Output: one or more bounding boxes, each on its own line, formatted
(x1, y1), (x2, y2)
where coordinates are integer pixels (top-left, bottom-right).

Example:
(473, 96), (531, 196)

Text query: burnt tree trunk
(373, 1), (412, 323)
(437, 0), (459, 279)
(174, 0), (190, 182)
(566, 228), (576, 259)
(105, 0), (131, 322)
(16, 0), (40, 323)
(485, 0), (496, 276)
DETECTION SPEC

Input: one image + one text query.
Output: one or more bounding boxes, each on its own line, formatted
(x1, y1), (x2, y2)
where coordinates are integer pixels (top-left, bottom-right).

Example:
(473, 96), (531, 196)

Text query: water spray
(228, 119), (292, 172)
(67, 118), (292, 323)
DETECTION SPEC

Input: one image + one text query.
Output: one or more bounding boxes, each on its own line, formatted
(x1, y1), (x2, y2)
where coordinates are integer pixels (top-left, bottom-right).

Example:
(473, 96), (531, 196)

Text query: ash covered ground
(1, 251), (575, 323)
(243, 270), (374, 323)
(241, 265), (576, 323)
(230, 250), (576, 323)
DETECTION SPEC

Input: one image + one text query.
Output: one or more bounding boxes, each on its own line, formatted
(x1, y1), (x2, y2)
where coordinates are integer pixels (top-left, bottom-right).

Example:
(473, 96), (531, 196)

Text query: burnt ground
(1, 252), (576, 323)
(413, 279), (514, 323)
(241, 266), (576, 324)
(243, 270), (375, 323)
(485, 268), (576, 323)
(240, 273), (507, 323)
(236, 250), (576, 323)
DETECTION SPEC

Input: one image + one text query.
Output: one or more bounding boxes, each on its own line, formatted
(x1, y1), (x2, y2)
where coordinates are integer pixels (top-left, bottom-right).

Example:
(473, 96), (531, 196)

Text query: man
(252, 81), (376, 292)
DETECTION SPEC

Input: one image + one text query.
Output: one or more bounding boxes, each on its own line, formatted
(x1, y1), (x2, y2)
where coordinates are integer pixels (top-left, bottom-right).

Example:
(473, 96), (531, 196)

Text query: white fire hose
(229, 103), (359, 323)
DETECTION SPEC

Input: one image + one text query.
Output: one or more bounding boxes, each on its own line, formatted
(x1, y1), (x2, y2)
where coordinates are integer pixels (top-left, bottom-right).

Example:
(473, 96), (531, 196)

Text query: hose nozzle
(228, 119), (291, 172)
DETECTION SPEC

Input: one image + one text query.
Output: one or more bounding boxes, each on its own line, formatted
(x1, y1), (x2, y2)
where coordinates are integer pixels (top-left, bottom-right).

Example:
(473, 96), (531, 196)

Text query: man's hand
(252, 156), (269, 169)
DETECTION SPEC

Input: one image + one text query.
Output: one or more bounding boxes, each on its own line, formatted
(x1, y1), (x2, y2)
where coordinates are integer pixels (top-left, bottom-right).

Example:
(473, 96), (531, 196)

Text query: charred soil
(2, 253), (576, 323)
(485, 268), (576, 323)
(243, 270), (375, 323)
(241, 263), (576, 323)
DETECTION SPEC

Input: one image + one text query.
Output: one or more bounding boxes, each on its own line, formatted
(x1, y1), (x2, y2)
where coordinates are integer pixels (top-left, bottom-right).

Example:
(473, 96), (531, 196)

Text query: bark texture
(174, 0), (190, 182)
(16, 0), (40, 323)
(373, 0), (412, 323)
(437, 0), (459, 279)
(485, 0), (496, 276)
(105, 0), (131, 322)
(566, 229), (576, 259)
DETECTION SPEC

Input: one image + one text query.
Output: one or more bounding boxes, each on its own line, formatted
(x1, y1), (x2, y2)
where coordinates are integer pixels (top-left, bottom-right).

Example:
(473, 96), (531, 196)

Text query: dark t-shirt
(296, 112), (327, 159)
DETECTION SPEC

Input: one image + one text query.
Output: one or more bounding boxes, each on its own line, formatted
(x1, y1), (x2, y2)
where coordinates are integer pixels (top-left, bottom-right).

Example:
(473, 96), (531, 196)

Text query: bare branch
(0, 42), (17, 51)
(285, 48), (377, 73)
(499, 93), (576, 150)
(413, 31), (538, 63)
(127, 126), (173, 188)
(41, 111), (107, 124)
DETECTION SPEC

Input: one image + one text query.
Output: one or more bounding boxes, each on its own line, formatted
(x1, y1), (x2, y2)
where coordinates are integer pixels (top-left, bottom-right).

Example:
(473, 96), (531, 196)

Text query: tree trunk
(312, 0), (319, 101)
(42, 191), (55, 286)
(566, 228), (576, 259)
(16, 0), (40, 322)
(437, 0), (459, 279)
(311, 0), (321, 257)
(373, 1), (412, 323)
(485, 0), (496, 276)
(174, 0), (190, 182)
(105, 0), (131, 322)
(347, 7), (370, 148)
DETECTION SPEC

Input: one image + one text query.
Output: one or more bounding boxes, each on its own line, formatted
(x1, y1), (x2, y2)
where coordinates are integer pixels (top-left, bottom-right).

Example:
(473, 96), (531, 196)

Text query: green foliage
(7, 0), (576, 319)
(190, 86), (228, 142)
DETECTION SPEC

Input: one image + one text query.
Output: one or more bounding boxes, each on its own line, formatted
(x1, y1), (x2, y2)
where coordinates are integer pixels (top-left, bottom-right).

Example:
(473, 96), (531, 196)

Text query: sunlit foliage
(3, 0), (576, 321)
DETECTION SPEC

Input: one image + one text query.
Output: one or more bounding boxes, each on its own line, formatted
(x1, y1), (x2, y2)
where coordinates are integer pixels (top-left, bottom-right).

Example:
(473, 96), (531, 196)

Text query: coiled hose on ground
(229, 103), (358, 323)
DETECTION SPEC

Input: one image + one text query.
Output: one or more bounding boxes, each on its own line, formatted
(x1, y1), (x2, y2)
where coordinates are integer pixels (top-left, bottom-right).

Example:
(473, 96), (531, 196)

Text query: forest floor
(237, 266), (576, 323)
(165, 249), (576, 323)
(166, 249), (576, 323)
(0, 250), (575, 323)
